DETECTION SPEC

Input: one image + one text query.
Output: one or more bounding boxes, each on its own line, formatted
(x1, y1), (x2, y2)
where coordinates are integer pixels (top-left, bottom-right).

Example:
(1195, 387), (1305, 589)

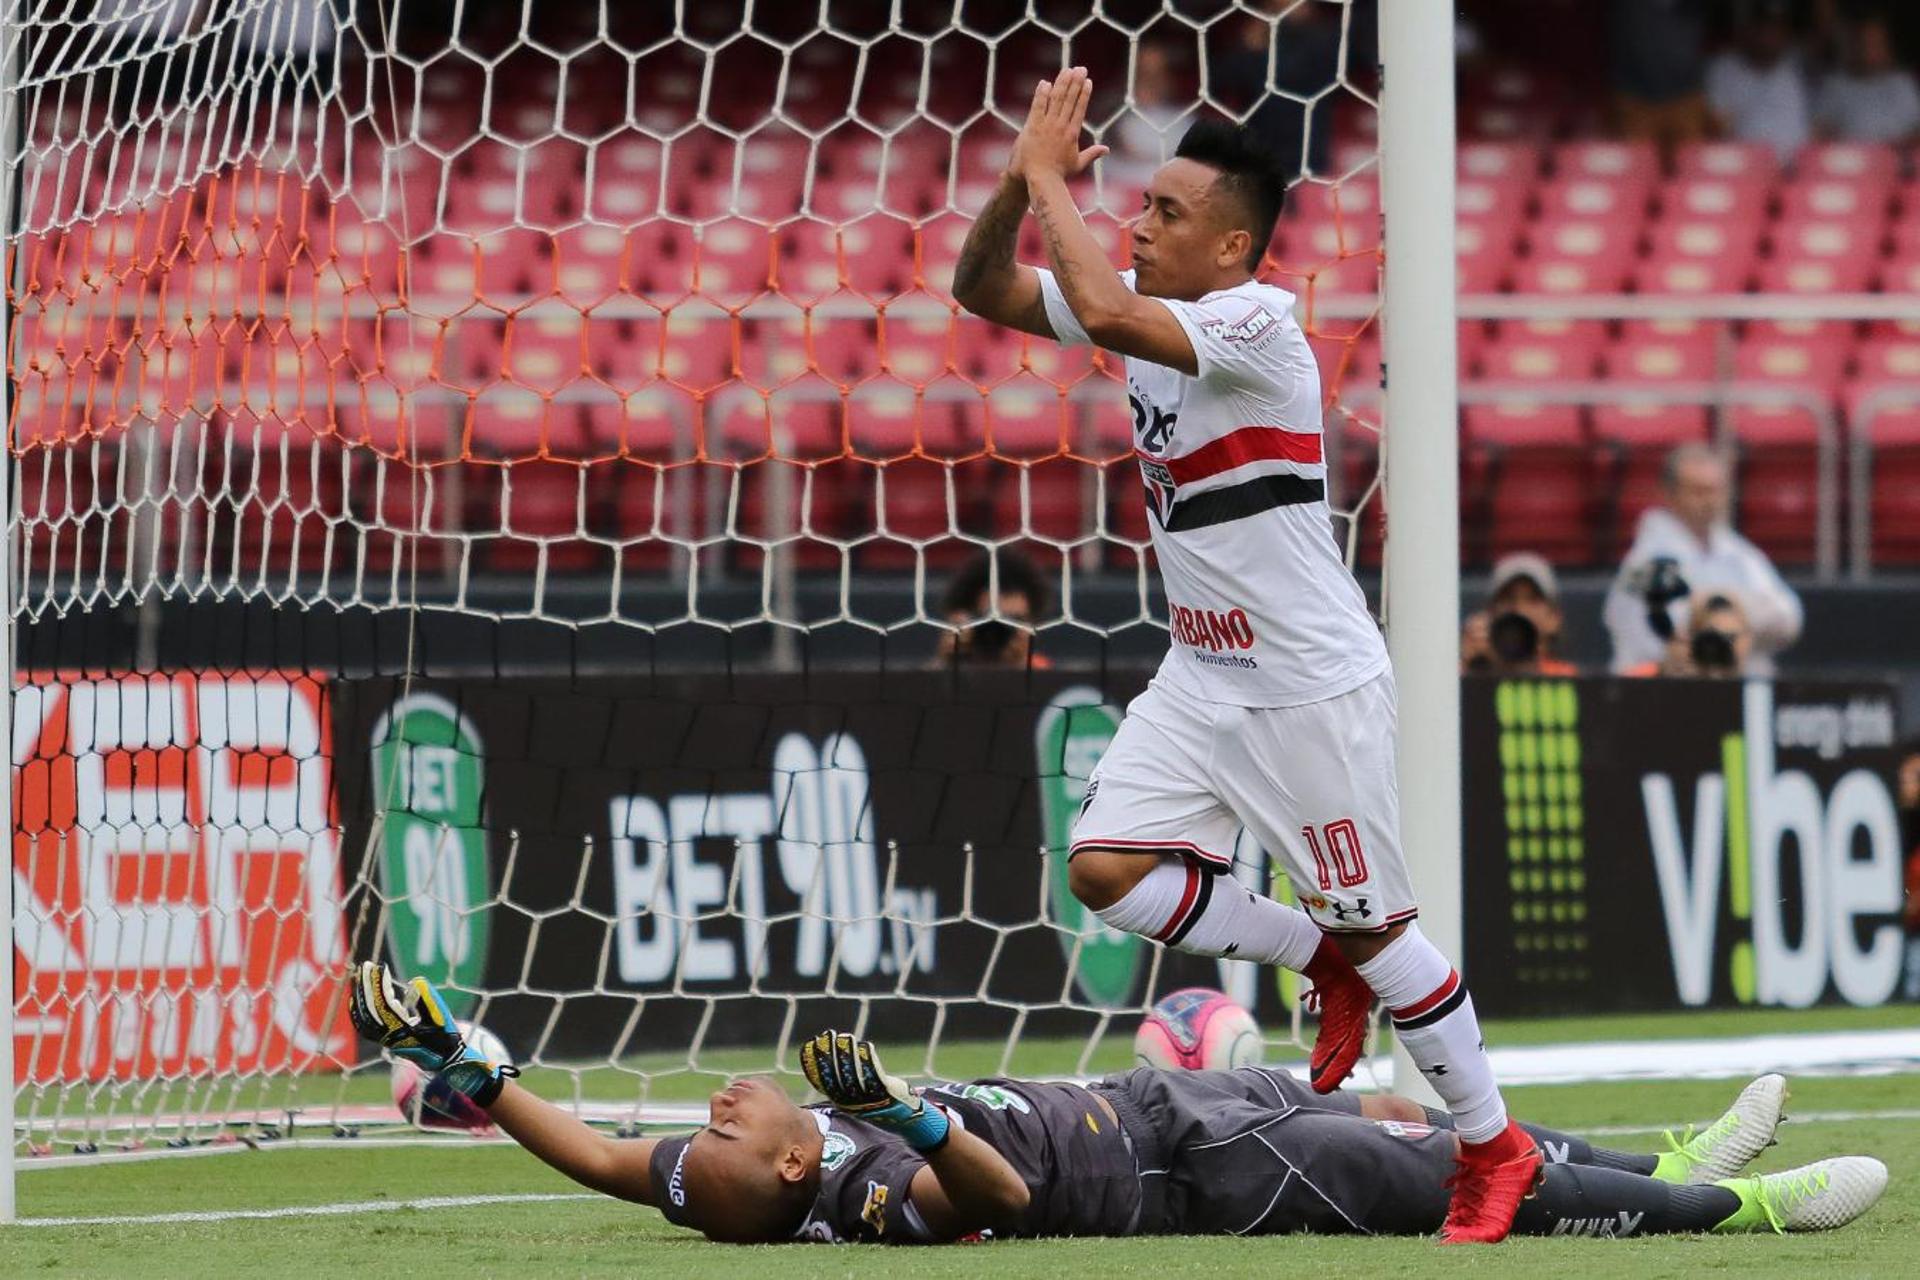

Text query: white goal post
(1379, 0), (1460, 1105)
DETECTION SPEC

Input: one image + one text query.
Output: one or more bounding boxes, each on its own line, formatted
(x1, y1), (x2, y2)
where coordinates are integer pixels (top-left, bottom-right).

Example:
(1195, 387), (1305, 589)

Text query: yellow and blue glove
(800, 1030), (949, 1153)
(347, 961), (518, 1107)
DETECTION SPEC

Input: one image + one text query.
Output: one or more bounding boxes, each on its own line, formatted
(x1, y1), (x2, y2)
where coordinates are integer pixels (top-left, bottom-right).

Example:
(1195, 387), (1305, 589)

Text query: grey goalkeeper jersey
(794, 1078), (1144, 1243)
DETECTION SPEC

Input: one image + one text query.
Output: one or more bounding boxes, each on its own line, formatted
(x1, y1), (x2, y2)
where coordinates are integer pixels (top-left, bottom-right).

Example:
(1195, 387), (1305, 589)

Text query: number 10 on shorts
(1301, 820), (1369, 890)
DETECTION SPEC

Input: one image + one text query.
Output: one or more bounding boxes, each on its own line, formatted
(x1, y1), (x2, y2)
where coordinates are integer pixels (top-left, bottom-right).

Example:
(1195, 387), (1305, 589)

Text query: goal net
(5, 1), (1385, 1157)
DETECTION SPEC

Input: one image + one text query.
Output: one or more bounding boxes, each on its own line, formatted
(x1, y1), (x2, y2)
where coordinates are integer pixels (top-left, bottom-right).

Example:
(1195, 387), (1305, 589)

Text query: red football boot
(1303, 935), (1374, 1094)
(1439, 1118), (1544, 1244)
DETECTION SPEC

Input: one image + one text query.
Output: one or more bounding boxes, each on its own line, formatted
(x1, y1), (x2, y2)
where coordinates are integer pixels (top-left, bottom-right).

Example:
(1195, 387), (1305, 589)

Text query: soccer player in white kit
(951, 69), (1542, 1243)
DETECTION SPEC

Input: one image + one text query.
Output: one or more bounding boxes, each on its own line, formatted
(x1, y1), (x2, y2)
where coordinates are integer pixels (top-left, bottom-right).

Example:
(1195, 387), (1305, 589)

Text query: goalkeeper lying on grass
(350, 962), (1887, 1244)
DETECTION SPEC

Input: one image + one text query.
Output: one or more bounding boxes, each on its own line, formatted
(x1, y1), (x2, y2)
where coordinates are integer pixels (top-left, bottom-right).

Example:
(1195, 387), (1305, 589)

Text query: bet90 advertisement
(1461, 678), (1906, 1014)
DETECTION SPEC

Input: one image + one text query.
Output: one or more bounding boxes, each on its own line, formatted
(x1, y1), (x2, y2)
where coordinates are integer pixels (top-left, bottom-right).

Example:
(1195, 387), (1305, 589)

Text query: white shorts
(1069, 672), (1418, 933)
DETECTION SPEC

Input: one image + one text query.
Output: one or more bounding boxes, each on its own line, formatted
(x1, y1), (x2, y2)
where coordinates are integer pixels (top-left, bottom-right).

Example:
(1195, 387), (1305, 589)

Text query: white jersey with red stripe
(1036, 268), (1387, 708)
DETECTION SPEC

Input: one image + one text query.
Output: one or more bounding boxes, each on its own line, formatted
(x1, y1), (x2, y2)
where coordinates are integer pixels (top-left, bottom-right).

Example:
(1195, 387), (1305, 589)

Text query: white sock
(1089, 857), (1322, 970)
(1353, 924), (1509, 1144)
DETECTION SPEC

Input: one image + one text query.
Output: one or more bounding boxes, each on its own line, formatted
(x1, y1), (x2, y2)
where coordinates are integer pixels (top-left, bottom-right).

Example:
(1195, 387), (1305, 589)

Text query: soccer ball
(390, 1019), (513, 1131)
(1133, 988), (1262, 1071)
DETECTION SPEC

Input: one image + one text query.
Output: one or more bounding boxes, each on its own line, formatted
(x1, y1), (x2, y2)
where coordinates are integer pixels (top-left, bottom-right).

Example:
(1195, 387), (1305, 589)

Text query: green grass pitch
(3, 1010), (1915, 1278)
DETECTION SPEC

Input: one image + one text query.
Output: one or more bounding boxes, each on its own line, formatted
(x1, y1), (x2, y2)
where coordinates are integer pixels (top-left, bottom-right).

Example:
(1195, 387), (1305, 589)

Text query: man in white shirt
(1705, 3), (1811, 163)
(1604, 444), (1803, 675)
(1814, 15), (1920, 145)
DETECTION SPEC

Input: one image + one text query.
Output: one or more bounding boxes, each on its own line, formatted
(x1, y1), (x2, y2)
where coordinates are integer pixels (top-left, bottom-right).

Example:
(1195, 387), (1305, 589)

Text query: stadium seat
(1513, 219), (1637, 293)
(1796, 141), (1900, 185)
(1777, 173), (1894, 223)
(1478, 321), (1605, 381)
(1457, 219), (1520, 292)
(1458, 139), (1541, 181)
(1728, 401), (1828, 566)
(1606, 328), (1719, 383)
(1635, 219), (1762, 294)
(1759, 219), (1882, 293)
(1552, 140), (1659, 187)
(1733, 328), (1850, 395)
(1855, 334), (1920, 384)
(1657, 175), (1771, 226)
(1855, 398), (1920, 563)
(1536, 177), (1650, 222)
(1675, 140), (1778, 183)
(1456, 175), (1532, 226)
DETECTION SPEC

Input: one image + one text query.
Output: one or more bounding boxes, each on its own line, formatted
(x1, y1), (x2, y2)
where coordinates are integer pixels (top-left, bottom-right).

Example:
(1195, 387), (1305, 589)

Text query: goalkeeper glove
(800, 1030), (949, 1153)
(347, 961), (519, 1108)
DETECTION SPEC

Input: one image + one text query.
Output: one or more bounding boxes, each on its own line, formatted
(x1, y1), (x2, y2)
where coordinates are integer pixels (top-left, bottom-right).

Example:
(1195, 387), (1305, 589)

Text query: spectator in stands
(1609, 0), (1712, 153)
(1705, 0), (1813, 163)
(1604, 444), (1803, 675)
(1900, 740), (1920, 1000)
(1214, 0), (1344, 180)
(931, 549), (1052, 670)
(1813, 14), (1920, 144)
(1461, 552), (1579, 677)
(1108, 44), (1187, 188)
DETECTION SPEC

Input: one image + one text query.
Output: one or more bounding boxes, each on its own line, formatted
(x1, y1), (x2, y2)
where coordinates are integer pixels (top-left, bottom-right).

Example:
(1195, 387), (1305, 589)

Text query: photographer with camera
(1604, 444), (1802, 675)
(1626, 590), (1756, 679)
(931, 549), (1052, 669)
(1461, 552), (1578, 677)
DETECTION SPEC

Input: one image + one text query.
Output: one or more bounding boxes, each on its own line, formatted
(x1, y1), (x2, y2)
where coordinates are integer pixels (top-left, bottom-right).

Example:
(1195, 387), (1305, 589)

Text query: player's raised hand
(801, 1030), (950, 1152)
(1010, 66), (1108, 181)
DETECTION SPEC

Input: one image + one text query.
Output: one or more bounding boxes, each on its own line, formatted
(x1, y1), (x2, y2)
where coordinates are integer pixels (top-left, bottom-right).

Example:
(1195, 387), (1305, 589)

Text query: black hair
(939, 548), (1051, 618)
(1172, 119), (1288, 270)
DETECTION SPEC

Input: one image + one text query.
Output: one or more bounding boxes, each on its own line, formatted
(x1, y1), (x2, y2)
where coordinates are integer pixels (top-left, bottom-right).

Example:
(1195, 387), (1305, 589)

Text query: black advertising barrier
(332, 671), (1907, 1060)
(331, 668), (1293, 1061)
(1461, 676), (1907, 1015)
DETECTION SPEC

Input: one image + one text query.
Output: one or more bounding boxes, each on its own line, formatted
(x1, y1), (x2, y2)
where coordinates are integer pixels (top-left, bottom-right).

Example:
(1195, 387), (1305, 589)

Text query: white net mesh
(6, 0), (1386, 1154)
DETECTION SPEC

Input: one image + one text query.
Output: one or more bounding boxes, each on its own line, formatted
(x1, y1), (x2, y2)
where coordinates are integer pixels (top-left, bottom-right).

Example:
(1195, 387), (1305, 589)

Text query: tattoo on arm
(952, 175), (1028, 302)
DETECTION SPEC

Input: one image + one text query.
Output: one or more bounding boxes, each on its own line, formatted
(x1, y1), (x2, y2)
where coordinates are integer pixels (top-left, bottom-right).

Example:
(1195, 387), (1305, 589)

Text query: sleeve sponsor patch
(861, 1179), (890, 1233)
(1203, 304), (1278, 347)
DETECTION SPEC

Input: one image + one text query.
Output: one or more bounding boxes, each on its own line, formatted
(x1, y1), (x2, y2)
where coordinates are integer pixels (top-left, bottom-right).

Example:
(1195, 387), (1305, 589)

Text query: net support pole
(1379, 0), (1459, 1105)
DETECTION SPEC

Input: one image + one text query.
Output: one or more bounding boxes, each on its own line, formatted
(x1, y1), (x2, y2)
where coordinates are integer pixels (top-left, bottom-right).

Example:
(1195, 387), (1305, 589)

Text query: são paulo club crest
(1138, 455), (1176, 525)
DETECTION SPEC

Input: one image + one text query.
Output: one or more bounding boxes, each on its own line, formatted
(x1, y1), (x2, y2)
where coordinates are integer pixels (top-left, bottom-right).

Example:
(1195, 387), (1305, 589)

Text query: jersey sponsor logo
(1549, 1210), (1645, 1238)
(1170, 602), (1257, 653)
(1204, 304), (1278, 347)
(821, 1130), (856, 1172)
(667, 1142), (689, 1207)
(861, 1179), (890, 1233)
(1372, 1119), (1437, 1140)
(931, 1082), (1034, 1113)
(1137, 455), (1176, 525)
(1129, 394), (1178, 453)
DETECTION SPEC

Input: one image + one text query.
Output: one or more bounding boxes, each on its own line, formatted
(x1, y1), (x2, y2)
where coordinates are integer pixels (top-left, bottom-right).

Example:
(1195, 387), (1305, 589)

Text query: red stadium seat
(1856, 398), (1920, 563)
(1675, 141), (1778, 182)
(1606, 328), (1718, 383)
(1514, 219), (1637, 293)
(1798, 142), (1899, 185)
(1635, 218), (1761, 294)
(1457, 175), (1532, 225)
(1733, 329), (1850, 395)
(1462, 401), (1582, 445)
(1478, 321), (1605, 381)
(1777, 175), (1894, 223)
(1459, 140), (1542, 181)
(1657, 175), (1771, 226)
(1855, 335), (1920, 383)
(1457, 219), (1519, 293)
(1759, 218), (1883, 293)
(1536, 177), (1649, 221)
(1552, 140), (1659, 187)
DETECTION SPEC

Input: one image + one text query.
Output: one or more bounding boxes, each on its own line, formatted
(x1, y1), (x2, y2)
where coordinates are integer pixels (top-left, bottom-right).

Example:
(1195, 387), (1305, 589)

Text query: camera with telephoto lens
(962, 617), (1014, 659)
(1688, 593), (1741, 675)
(1487, 611), (1540, 666)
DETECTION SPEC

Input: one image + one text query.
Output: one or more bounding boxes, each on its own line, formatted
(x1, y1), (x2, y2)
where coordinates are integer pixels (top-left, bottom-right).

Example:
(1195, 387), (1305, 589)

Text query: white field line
(15, 1192), (601, 1227)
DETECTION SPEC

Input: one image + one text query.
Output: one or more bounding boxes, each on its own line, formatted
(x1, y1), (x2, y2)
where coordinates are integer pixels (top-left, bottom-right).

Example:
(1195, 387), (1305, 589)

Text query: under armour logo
(1329, 898), (1372, 922)
(1425, 1063), (1449, 1076)
(1223, 942), (1239, 957)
